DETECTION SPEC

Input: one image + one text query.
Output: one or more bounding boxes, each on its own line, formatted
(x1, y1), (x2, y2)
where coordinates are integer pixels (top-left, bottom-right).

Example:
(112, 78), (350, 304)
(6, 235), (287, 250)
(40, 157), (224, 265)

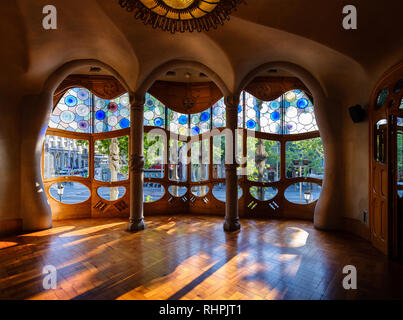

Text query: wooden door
(370, 119), (389, 254)
(369, 62), (403, 257)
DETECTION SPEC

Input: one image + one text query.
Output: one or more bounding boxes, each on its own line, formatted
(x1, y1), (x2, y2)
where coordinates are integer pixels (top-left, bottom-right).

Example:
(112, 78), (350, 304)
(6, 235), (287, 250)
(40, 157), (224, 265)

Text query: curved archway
(21, 59), (132, 231)
(236, 61), (340, 230)
(136, 60), (231, 97)
(128, 59), (232, 232)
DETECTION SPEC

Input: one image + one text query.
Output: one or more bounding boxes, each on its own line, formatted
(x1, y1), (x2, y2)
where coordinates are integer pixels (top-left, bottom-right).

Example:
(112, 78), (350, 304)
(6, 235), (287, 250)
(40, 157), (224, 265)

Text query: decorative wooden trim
(53, 74), (127, 107)
(147, 80), (222, 114)
(53, 75), (312, 114)
(0, 219), (22, 237)
(244, 76), (312, 102)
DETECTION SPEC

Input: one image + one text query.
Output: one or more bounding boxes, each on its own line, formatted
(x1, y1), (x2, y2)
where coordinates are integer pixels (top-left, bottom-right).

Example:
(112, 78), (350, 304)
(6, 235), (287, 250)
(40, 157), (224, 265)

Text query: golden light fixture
(118, 0), (244, 33)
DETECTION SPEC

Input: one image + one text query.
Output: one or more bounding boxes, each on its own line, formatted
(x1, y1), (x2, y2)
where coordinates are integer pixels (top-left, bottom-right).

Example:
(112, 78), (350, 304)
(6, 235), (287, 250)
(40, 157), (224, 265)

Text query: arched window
(43, 87), (131, 219)
(43, 81), (324, 221)
(238, 89), (323, 214)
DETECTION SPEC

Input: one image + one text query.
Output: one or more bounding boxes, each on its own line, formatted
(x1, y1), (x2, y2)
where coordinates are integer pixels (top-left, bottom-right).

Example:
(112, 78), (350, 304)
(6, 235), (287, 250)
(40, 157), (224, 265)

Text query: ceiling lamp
(118, 0), (244, 33)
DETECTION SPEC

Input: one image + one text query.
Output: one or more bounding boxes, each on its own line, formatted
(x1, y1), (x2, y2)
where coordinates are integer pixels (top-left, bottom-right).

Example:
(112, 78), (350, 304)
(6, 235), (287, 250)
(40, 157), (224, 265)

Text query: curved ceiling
(0, 0), (401, 102)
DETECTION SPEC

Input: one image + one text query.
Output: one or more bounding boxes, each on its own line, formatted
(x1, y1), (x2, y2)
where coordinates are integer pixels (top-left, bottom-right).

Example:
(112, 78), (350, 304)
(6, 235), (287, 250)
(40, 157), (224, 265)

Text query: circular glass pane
(284, 182), (321, 204)
(49, 182), (90, 204)
(144, 183), (165, 203)
(249, 186), (278, 201)
(168, 186), (187, 197)
(191, 186), (209, 197)
(212, 183), (243, 202)
(97, 186), (126, 201)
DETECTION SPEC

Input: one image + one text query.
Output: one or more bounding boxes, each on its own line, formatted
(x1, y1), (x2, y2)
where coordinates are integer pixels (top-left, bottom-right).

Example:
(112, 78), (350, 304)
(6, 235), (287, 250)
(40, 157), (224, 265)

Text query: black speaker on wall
(349, 105), (366, 123)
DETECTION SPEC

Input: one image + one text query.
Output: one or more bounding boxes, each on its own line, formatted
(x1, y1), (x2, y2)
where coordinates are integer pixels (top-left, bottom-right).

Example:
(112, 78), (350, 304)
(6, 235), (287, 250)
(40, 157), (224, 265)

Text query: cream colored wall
(341, 101), (370, 224)
(0, 95), (21, 222)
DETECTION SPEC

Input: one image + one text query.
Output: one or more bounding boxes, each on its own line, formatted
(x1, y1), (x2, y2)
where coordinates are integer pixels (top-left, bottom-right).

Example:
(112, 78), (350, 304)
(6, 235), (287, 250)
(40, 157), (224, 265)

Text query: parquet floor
(1, 215), (403, 300)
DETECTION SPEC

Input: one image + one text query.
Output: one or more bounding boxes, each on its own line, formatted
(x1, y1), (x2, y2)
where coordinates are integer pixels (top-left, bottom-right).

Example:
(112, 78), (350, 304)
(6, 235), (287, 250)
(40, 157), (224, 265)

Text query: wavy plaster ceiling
(0, 0), (401, 103)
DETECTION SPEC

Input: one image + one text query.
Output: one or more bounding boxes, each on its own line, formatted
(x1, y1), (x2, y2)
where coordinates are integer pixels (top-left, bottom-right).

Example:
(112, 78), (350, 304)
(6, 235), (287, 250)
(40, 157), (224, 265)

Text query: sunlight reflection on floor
(59, 222), (125, 237)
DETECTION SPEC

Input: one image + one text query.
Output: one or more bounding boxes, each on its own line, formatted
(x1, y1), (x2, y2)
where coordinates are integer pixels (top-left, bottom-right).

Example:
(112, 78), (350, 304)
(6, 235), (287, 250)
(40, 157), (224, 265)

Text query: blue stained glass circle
(77, 90), (89, 101)
(60, 111), (75, 123)
(297, 98), (309, 109)
(238, 105), (242, 113)
(246, 119), (256, 129)
(213, 106), (224, 116)
(78, 121), (89, 130)
(96, 99), (106, 109)
(96, 110), (106, 120)
(65, 95), (78, 107)
(200, 112), (210, 122)
(146, 99), (154, 107)
(96, 122), (107, 132)
(270, 111), (280, 121)
(286, 122), (296, 132)
(154, 117), (164, 127)
(178, 115), (188, 125)
(120, 118), (130, 129)
(192, 127), (200, 135)
(270, 101), (280, 110)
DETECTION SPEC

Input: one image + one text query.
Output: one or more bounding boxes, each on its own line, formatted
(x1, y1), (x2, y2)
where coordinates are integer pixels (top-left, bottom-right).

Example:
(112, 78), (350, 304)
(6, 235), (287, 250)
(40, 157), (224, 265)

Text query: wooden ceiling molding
(53, 75), (312, 112)
(147, 80), (223, 114)
(53, 75), (127, 107)
(244, 76), (312, 102)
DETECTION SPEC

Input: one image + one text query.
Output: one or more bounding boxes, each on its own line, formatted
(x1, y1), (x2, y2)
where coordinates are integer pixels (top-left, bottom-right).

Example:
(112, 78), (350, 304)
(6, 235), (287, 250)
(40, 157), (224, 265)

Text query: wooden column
(127, 94), (146, 232)
(224, 95), (241, 232)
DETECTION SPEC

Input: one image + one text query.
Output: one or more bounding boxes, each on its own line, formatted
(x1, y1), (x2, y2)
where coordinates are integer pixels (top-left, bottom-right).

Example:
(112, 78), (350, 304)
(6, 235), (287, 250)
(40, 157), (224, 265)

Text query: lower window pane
(247, 137), (280, 182)
(286, 138), (324, 179)
(44, 136), (89, 179)
(144, 132), (165, 179)
(94, 136), (129, 182)
(169, 139), (187, 182)
(213, 135), (226, 179)
(191, 140), (209, 182)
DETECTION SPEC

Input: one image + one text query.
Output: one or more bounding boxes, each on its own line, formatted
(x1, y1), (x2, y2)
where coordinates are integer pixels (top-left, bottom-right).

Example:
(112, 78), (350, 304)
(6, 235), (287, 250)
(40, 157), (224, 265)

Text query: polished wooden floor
(1, 215), (403, 300)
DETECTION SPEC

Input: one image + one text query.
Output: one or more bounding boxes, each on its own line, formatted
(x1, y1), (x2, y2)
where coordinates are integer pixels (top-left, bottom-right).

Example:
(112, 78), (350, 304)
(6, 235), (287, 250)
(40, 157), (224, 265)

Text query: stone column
(223, 95), (241, 232)
(127, 94), (146, 232)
